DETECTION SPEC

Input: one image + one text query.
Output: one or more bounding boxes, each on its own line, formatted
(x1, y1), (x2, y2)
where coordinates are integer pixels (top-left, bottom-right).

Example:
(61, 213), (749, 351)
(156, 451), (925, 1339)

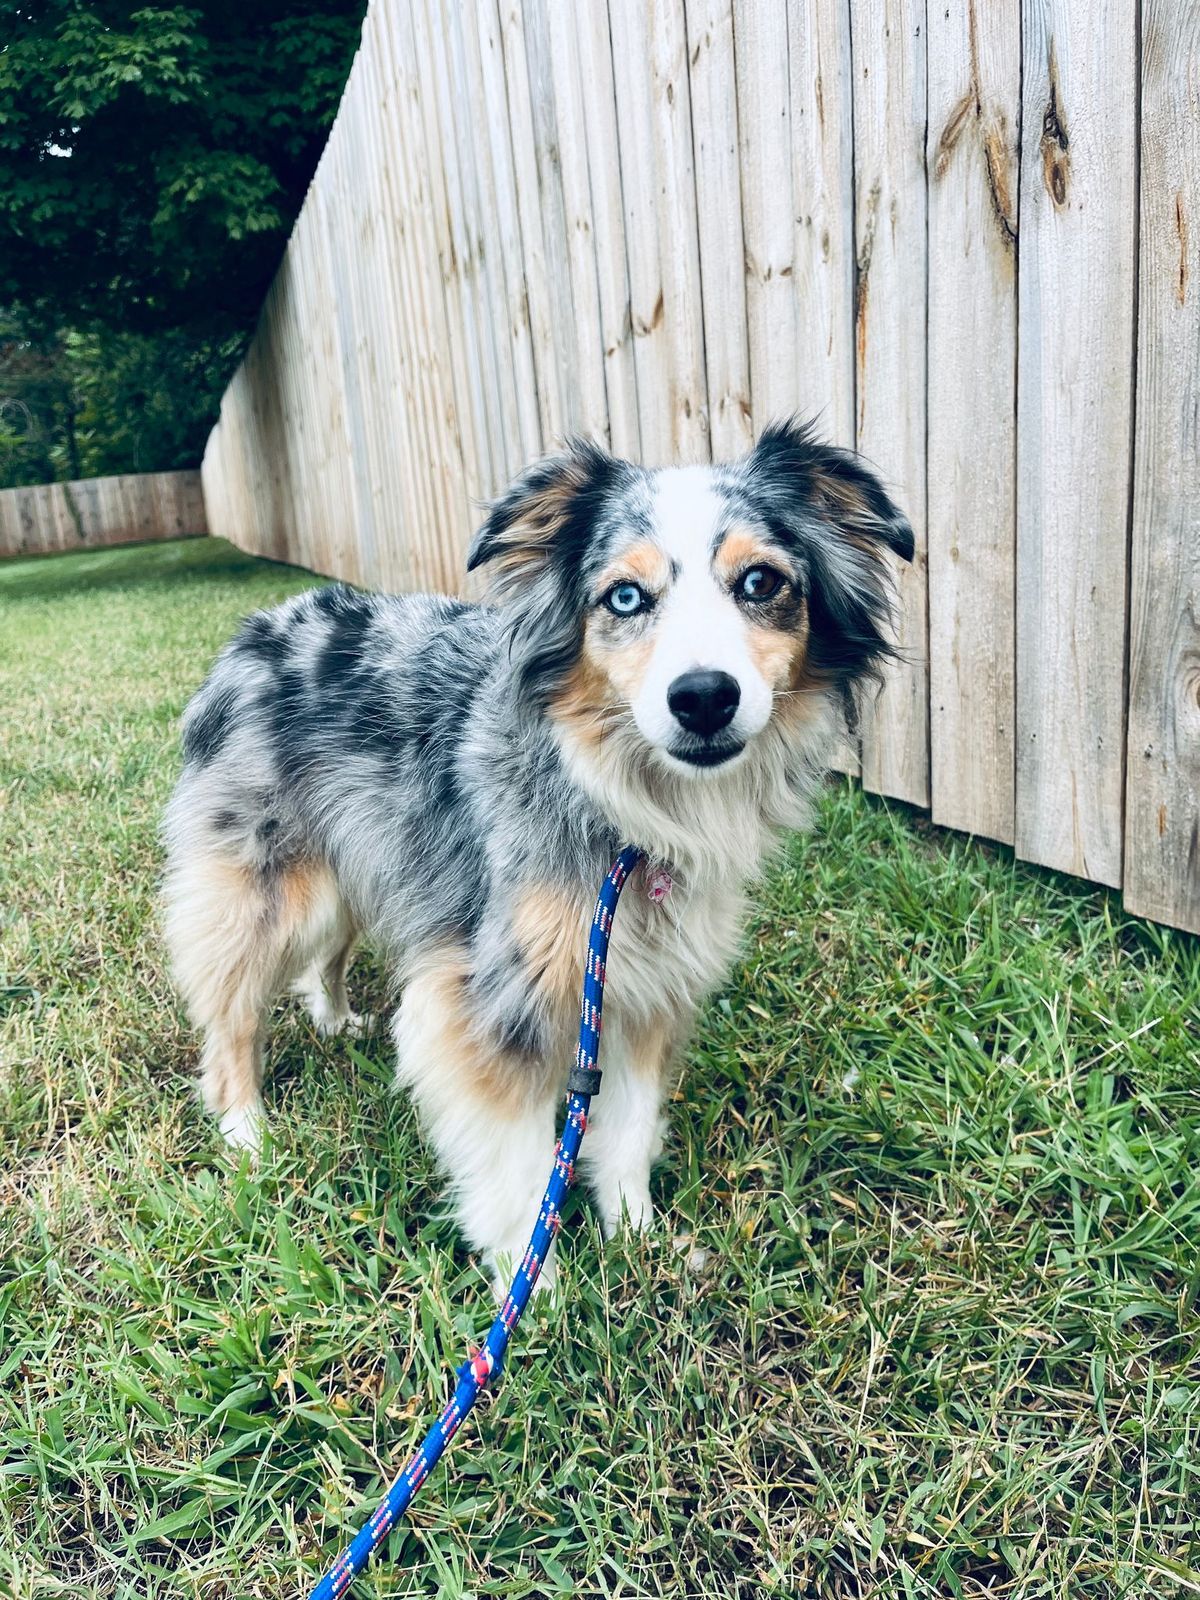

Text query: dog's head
(467, 418), (913, 778)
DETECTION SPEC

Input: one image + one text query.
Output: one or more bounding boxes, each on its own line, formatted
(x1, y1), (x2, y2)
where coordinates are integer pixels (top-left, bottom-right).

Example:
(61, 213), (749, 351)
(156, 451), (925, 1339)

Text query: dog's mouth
(667, 738), (746, 770)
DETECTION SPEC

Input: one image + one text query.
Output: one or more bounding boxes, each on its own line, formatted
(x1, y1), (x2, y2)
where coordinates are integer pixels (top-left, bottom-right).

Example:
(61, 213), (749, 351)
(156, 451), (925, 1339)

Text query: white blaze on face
(630, 467), (775, 760)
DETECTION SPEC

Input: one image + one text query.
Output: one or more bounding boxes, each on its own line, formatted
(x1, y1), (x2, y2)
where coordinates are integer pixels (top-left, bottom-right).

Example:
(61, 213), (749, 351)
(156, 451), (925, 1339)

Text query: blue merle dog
(162, 420), (912, 1294)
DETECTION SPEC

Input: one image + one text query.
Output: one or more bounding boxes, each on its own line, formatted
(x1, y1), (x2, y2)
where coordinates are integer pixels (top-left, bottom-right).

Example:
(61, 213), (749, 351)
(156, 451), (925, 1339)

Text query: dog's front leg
(577, 1013), (679, 1237)
(392, 962), (563, 1301)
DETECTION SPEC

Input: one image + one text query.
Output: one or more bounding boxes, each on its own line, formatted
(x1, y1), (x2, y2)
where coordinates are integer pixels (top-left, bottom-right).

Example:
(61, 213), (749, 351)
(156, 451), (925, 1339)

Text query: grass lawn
(2, 536), (1199, 1600)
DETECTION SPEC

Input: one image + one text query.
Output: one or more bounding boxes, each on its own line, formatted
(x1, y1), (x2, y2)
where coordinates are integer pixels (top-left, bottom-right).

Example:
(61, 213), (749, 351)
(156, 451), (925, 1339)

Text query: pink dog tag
(646, 864), (673, 903)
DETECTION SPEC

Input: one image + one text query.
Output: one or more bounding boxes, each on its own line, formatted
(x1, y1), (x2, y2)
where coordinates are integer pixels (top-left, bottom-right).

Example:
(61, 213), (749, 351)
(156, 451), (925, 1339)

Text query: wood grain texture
(470, 0), (544, 472)
(287, 194), (360, 582)
(519, 0), (590, 439)
(784, 0), (858, 771)
(851, 0), (930, 807)
(0, 471), (206, 558)
(542, 0), (611, 443)
(926, 0), (1019, 842)
(608, 0), (709, 465)
(646, 0), (710, 465)
(409, 0), (489, 520)
(380, 0), (473, 587)
(498, 0), (565, 444)
(434, 0), (512, 498)
(786, 0), (856, 447)
(317, 69), (383, 587)
(1016, 2), (1137, 886)
(1123, 4), (1200, 933)
(366, 5), (446, 587)
(571, 4), (640, 460)
(252, 265), (303, 564)
(359, 7), (440, 587)
(685, 0), (753, 461)
(603, 0), (667, 458)
(734, 0), (797, 427)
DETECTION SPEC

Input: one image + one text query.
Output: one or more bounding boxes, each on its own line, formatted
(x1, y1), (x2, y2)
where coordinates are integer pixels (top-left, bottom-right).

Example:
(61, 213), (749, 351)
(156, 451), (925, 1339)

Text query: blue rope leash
(310, 844), (643, 1599)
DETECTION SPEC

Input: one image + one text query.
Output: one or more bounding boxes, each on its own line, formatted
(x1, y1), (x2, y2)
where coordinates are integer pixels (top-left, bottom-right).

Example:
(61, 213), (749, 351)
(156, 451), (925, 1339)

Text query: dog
(162, 418), (912, 1294)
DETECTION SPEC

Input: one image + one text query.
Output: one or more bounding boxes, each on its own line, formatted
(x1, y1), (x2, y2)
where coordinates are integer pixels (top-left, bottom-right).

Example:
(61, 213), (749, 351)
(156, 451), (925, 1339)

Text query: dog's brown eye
(738, 565), (783, 602)
(605, 582), (649, 616)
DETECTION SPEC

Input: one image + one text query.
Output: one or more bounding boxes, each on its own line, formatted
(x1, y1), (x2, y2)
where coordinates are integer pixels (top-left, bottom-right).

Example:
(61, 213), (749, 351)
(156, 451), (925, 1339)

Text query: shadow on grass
(0, 536), (318, 604)
(845, 779), (1196, 961)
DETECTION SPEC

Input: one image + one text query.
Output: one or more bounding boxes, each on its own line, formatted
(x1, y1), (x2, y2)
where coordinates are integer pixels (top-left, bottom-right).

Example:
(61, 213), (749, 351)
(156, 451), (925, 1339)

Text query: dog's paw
(672, 1233), (712, 1274)
(599, 1187), (655, 1240)
(312, 1007), (350, 1038)
(219, 1102), (266, 1159)
(308, 999), (375, 1039)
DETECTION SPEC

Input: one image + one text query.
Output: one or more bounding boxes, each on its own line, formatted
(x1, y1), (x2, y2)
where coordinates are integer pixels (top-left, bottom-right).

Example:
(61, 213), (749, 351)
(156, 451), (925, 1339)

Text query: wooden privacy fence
(0, 470), (207, 559)
(201, 1), (1200, 936)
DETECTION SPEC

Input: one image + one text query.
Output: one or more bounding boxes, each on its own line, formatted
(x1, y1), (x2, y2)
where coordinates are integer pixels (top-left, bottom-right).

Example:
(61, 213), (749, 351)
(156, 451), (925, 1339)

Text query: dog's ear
(749, 418), (914, 563)
(466, 438), (618, 587)
(746, 418), (914, 693)
(466, 438), (621, 704)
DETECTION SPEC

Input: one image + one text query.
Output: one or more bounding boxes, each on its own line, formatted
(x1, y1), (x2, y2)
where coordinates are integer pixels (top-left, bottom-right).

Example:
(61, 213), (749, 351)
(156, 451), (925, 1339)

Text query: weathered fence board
(926, 0), (1020, 846)
(784, 0), (859, 774)
(543, 2), (612, 447)
(786, 0), (856, 450)
(499, 0), (570, 452)
(1016, 4), (1137, 887)
(428, 0), (508, 498)
(383, 0), (473, 587)
(571, 5), (640, 460)
(469, 0), (543, 474)
(197, 0), (1200, 933)
(685, 0), (753, 463)
(610, 0), (709, 465)
(852, 0), (929, 808)
(0, 470), (206, 559)
(735, 1), (798, 428)
(1123, 5), (1200, 932)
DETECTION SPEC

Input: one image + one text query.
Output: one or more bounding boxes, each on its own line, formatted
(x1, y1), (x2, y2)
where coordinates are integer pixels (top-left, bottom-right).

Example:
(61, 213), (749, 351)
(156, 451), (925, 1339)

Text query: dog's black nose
(667, 669), (741, 736)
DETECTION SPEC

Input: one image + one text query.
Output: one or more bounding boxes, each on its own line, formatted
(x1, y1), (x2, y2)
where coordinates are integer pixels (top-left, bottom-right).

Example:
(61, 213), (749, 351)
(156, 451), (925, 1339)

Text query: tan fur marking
(484, 459), (600, 590)
(589, 622), (655, 702)
(712, 526), (780, 585)
(813, 470), (880, 552)
(774, 608), (838, 736)
(277, 859), (338, 933)
(512, 883), (589, 1025)
(625, 1011), (685, 1084)
(403, 947), (557, 1116)
(548, 647), (618, 755)
(746, 618), (805, 691)
(548, 618), (654, 753)
(165, 852), (348, 1125)
(594, 542), (670, 596)
(784, 602), (814, 689)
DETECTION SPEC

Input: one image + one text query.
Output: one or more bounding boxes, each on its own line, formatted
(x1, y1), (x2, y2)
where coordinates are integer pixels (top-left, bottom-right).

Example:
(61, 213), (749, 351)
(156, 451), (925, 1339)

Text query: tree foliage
(1, 1), (366, 332)
(0, 313), (243, 485)
(0, 1), (366, 485)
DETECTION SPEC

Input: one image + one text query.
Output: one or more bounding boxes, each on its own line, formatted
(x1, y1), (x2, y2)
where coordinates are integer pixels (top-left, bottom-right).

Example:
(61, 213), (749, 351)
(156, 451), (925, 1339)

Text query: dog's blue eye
(606, 582), (647, 616)
(739, 565), (783, 601)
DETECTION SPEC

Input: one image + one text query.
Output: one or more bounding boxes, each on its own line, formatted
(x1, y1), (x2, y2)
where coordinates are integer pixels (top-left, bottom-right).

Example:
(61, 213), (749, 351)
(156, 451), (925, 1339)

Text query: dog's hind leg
(291, 926), (365, 1037)
(164, 852), (343, 1151)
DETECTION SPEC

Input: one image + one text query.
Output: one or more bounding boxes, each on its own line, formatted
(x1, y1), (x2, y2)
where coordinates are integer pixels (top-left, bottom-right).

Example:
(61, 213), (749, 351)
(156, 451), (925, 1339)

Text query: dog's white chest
(605, 865), (748, 1027)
